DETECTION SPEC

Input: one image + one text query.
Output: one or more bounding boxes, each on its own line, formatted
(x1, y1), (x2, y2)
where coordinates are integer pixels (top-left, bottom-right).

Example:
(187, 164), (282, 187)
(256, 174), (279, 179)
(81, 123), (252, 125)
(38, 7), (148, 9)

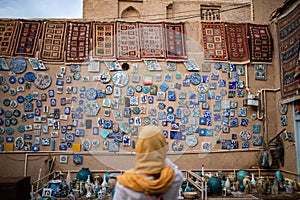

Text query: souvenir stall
(0, 0), (299, 199)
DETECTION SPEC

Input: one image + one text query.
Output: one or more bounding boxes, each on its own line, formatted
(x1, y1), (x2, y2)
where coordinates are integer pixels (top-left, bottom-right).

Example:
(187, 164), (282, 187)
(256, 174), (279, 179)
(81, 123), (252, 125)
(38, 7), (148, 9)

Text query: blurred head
(135, 125), (167, 174)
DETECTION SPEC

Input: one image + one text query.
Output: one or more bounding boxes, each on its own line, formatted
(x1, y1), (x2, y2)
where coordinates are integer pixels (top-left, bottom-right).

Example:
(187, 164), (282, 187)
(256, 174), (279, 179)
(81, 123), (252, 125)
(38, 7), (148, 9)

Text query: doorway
(293, 102), (300, 181)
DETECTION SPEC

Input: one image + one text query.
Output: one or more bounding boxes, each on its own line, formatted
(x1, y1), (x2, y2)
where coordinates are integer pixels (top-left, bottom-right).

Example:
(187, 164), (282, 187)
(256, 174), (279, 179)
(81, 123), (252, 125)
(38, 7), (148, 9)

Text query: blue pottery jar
(207, 176), (222, 195)
(237, 169), (248, 184)
(76, 167), (93, 182)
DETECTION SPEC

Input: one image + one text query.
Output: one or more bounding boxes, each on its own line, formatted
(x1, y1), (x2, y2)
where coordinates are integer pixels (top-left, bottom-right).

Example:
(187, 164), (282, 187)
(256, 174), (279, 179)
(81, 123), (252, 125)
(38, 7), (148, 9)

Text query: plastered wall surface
(0, 0), (298, 184)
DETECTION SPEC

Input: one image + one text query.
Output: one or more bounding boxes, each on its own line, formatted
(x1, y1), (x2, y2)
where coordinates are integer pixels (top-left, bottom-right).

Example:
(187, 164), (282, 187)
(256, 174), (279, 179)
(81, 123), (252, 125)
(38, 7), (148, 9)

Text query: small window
(201, 6), (221, 21)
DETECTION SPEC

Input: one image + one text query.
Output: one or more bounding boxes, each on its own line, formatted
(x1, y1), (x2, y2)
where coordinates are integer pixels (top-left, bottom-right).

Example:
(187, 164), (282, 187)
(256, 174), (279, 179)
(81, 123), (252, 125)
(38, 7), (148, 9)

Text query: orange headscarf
(117, 125), (175, 194)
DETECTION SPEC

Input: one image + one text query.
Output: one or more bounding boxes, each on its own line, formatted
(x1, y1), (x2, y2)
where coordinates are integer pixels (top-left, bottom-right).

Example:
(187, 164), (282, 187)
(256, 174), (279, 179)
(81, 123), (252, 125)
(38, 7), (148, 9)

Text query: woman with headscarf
(114, 125), (183, 200)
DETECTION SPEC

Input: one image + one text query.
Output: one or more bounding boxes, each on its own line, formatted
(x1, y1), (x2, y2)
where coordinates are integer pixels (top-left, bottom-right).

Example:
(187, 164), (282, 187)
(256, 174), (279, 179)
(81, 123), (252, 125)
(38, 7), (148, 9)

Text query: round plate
(240, 130), (251, 140)
(167, 106), (174, 114)
(9, 88), (16, 96)
(10, 100), (17, 108)
(85, 88), (97, 100)
(190, 73), (201, 85)
(17, 96), (25, 103)
(14, 136), (24, 149)
(120, 122), (132, 134)
(0, 126), (4, 134)
(9, 76), (16, 84)
(172, 140), (184, 151)
(186, 135), (198, 147)
(73, 73), (81, 80)
(34, 72), (52, 90)
(4, 110), (12, 118)
(6, 127), (14, 135)
(0, 136), (4, 144)
(0, 74), (5, 85)
(24, 72), (36, 82)
(10, 58), (27, 74)
(112, 71), (129, 87)
(17, 125), (25, 133)
(3, 99), (10, 106)
(136, 85), (143, 93)
(92, 139), (100, 147)
(18, 77), (25, 84)
(82, 139), (91, 151)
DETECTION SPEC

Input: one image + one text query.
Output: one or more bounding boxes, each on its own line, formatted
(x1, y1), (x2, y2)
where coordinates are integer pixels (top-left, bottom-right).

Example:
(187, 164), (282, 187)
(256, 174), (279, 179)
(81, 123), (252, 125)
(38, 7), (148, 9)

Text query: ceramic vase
(237, 169), (248, 184)
(76, 167), (93, 182)
(225, 178), (231, 190)
(251, 173), (256, 188)
(208, 176), (222, 195)
(243, 175), (251, 186)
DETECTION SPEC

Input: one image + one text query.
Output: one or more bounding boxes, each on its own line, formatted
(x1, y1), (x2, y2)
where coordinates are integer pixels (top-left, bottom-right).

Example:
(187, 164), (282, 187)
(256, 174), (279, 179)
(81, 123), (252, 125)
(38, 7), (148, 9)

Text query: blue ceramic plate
(18, 77), (25, 84)
(24, 72), (36, 82)
(9, 76), (16, 84)
(10, 57), (27, 74)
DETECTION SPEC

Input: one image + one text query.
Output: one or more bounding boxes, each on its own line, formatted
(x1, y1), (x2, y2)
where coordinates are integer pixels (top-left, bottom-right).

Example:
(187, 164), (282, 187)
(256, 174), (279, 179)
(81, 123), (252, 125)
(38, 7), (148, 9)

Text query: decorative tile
(240, 118), (249, 127)
(252, 124), (261, 133)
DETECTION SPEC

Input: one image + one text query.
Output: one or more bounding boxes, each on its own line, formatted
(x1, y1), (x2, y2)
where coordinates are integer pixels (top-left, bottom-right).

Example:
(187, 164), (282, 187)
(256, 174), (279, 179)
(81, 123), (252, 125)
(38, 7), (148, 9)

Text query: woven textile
(225, 23), (249, 63)
(13, 20), (41, 57)
(201, 23), (227, 61)
(139, 23), (165, 59)
(116, 22), (140, 60)
(165, 23), (187, 60)
(0, 20), (18, 56)
(93, 22), (115, 60)
(247, 23), (272, 62)
(66, 22), (91, 63)
(278, 3), (300, 99)
(39, 21), (67, 62)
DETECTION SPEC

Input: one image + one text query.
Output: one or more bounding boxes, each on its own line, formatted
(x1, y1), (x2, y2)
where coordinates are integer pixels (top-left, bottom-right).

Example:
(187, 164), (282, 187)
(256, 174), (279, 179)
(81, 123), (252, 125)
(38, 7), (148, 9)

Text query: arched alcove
(121, 6), (140, 19)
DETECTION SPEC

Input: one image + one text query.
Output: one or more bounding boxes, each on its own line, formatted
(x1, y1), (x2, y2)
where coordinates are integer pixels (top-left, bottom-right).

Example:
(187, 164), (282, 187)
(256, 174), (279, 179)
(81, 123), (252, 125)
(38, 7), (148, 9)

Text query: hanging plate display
(24, 72), (36, 82)
(112, 71), (129, 88)
(9, 76), (16, 84)
(85, 88), (97, 100)
(14, 136), (24, 150)
(17, 95), (25, 103)
(240, 130), (251, 140)
(10, 58), (27, 74)
(190, 73), (201, 85)
(185, 135), (198, 147)
(18, 77), (25, 84)
(34, 72), (52, 90)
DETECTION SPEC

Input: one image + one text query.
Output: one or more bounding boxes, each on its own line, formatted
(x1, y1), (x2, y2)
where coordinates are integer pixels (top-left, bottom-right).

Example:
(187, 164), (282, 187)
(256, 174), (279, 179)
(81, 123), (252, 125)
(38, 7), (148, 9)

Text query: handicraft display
(247, 23), (272, 62)
(224, 23), (249, 63)
(165, 23), (187, 60)
(13, 20), (41, 57)
(278, 3), (300, 99)
(66, 22), (91, 63)
(39, 21), (67, 62)
(0, 20), (18, 56)
(93, 22), (116, 60)
(201, 23), (228, 61)
(139, 23), (165, 59)
(116, 22), (140, 60)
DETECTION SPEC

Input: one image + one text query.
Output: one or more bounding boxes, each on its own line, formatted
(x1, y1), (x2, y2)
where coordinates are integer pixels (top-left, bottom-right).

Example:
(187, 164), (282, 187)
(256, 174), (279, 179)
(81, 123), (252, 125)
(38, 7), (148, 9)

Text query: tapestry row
(0, 20), (272, 63)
